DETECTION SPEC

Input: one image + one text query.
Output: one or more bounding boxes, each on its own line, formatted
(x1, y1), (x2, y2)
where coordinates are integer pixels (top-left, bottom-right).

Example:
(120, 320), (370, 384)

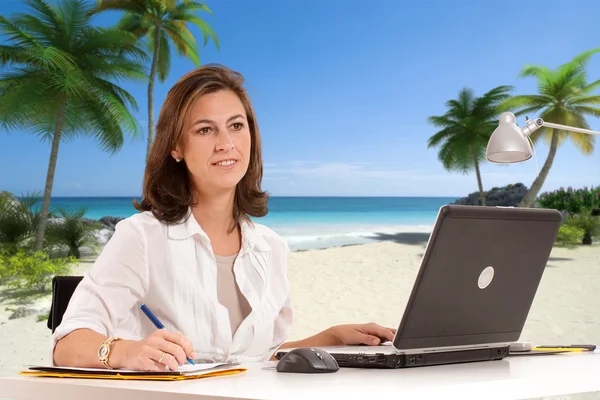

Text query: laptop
(275, 205), (562, 369)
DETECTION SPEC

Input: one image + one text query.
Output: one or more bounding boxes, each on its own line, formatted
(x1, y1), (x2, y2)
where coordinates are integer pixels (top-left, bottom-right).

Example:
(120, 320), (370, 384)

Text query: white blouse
(51, 209), (293, 364)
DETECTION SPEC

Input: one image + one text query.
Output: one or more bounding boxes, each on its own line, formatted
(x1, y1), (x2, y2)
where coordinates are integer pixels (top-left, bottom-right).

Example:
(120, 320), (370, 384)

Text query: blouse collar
(166, 207), (271, 252)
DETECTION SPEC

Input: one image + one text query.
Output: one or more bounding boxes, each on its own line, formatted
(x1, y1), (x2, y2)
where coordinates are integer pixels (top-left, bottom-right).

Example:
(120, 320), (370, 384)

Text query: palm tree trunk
(518, 129), (560, 208)
(69, 244), (80, 259)
(146, 27), (162, 162)
(472, 150), (486, 206)
(34, 98), (67, 252)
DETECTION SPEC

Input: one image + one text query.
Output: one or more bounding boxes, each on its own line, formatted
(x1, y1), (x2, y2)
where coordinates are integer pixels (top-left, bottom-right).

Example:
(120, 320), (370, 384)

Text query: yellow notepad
(20, 362), (247, 381)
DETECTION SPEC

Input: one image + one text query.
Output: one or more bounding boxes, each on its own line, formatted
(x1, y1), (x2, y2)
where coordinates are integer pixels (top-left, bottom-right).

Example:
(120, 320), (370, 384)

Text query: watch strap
(99, 336), (121, 369)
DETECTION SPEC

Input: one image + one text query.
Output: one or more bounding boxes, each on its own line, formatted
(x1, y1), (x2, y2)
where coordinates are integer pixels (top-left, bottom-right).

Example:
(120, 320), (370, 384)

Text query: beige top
(215, 254), (252, 336)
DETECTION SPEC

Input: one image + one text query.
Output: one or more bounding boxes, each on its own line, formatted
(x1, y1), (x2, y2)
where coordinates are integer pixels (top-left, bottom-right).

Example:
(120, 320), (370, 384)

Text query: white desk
(2, 352), (600, 400)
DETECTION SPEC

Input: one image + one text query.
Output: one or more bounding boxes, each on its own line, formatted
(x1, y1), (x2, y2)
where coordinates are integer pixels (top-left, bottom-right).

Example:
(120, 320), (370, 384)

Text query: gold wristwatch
(98, 336), (121, 369)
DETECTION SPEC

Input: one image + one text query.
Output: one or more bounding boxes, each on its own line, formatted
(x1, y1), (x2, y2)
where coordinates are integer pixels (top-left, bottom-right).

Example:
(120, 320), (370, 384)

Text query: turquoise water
(46, 196), (457, 249)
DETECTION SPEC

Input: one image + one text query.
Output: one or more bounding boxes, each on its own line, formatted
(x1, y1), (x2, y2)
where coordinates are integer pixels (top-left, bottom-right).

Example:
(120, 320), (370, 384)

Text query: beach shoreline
(1, 230), (599, 378)
(85, 213), (437, 252)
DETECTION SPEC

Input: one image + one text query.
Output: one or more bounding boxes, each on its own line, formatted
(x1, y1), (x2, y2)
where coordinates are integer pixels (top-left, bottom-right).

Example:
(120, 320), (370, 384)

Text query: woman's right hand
(112, 329), (196, 371)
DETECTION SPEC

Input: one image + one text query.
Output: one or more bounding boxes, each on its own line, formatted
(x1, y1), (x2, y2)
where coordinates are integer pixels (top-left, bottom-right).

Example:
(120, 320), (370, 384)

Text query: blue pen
(140, 303), (195, 365)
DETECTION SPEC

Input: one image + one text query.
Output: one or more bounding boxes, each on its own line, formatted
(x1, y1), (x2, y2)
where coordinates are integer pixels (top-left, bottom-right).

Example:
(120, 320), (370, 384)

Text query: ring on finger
(158, 351), (166, 363)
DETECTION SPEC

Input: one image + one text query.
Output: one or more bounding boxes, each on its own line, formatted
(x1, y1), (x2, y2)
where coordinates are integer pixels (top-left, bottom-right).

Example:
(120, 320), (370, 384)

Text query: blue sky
(1, 0), (599, 197)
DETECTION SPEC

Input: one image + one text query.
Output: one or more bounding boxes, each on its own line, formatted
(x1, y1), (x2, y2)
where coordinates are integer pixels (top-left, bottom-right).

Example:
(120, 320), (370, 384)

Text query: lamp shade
(486, 112), (533, 163)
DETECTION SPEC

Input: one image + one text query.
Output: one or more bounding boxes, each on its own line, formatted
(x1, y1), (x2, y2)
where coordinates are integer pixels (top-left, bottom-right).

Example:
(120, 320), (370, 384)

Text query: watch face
(99, 344), (108, 358)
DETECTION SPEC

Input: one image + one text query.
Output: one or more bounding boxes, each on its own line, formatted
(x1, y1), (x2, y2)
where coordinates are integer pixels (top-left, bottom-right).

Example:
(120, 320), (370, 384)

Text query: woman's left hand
(324, 322), (396, 346)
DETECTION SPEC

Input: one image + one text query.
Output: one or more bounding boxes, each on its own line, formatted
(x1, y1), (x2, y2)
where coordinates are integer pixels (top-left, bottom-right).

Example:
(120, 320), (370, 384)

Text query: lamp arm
(541, 121), (600, 136)
(521, 117), (600, 137)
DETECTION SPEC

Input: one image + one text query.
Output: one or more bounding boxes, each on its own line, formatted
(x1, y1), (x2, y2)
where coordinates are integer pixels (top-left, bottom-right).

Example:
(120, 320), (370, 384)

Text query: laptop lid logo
(478, 266), (495, 289)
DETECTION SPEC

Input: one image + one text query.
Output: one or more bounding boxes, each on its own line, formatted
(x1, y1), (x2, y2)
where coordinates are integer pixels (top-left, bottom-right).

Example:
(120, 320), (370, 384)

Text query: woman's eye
(231, 122), (243, 130)
(197, 127), (211, 134)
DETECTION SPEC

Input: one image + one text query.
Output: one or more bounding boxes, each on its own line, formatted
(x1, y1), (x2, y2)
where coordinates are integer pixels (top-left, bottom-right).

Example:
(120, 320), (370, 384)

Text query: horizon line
(40, 195), (460, 198)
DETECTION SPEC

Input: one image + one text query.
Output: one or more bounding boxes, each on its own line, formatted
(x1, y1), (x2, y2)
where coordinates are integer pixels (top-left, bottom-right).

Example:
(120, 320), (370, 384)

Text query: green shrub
(538, 186), (600, 214)
(1, 250), (74, 292)
(557, 209), (600, 245)
(0, 192), (44, 254)
(0, 191), (15, 204)
(555, 224), (585, 248)
(0, 191), (99, 258)
(45, 207), (100, 258)
(568, 209), (600, 245)
(0, 250), (12, 285)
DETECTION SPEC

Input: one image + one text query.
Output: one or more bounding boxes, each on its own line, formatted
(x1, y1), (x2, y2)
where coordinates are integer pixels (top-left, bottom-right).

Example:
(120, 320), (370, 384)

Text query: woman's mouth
(213, 159), (237, 168)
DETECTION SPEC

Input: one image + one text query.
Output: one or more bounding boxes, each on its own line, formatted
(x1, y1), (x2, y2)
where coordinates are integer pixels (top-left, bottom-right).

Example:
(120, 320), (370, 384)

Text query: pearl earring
(175, 157), (181, 162)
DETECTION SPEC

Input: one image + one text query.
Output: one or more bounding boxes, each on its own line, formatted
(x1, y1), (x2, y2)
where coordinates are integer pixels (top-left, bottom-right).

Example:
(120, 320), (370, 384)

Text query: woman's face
(173, 89), (252, 196)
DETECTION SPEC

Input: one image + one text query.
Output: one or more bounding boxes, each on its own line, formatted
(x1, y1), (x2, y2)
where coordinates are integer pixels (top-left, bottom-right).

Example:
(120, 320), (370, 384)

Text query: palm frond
(162, 22), (198, 64)
(56, 0), (92, 38)
(456, 87), (474, 113)
(72, 89), (140, 152)
(0, 191), (46, 253)
(93, 76), (139, 111)
(569, 80), (600, 99)
(568, 94), (600, 106)
(23, 0), (61, 30)
(169, 11), (219, 49)
(500, 94), (550, 113)
(512, 106), (551, 119)
(472, 85), (513, 116)
(0, 14), (43, 49)
(173, 1), (213, 15)
(427, 115), (458, 129)
(76, 28), (149, 65)
(9, 14), (57, 44)
(426, 125), (461, 148)
(115, 12), (151, 37)
(45, 206), (100, 258)
(93, 0), (148, 14)
(569, 105), (600, 118)
(157, 30), (171, 81)
(437, 138), (474, 174)
(519, 64), (551, 80)
(569, 47), (600, 67)
(562, 112), (595, 155)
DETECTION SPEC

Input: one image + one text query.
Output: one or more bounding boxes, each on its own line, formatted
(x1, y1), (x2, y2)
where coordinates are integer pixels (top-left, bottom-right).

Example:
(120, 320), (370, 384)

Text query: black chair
(47, 276), (83, 333)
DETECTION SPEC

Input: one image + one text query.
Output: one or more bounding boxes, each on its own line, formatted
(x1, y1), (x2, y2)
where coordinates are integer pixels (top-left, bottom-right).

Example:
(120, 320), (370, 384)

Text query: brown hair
(133, 64), (268, 227)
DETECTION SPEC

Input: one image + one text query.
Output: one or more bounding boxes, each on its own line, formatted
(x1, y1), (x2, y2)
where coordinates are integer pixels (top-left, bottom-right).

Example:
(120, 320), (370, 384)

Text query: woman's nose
(215, 131), (235, 151)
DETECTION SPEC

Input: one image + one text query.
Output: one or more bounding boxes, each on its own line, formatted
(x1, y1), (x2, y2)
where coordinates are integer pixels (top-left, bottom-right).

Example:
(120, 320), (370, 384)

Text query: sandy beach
(1, 235), (599, 379)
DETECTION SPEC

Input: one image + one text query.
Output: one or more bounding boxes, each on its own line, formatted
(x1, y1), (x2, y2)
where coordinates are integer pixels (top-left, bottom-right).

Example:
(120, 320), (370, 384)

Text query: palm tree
(93, 0), (220, 160)
(500, 48), (600, 208)
(45, 207), (101, 258)
(0, 0), (148, 252)
(427, 86), (514, 206)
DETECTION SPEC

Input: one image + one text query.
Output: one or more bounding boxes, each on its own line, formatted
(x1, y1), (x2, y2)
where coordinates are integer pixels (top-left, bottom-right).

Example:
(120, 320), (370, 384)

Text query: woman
(52, 64), (395, 372)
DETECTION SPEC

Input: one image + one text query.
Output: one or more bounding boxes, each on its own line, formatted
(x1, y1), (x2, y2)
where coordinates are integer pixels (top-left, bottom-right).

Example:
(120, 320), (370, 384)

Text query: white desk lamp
(486, 112), (600, 164)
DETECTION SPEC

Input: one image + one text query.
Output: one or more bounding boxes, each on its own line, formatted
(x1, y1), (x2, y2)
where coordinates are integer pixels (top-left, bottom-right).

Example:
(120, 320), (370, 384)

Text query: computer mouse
(276, 347), (339, 373)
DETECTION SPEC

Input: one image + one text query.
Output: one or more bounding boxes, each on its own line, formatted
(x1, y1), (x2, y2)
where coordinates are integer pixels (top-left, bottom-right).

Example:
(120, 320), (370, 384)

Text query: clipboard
(20, 362), (247, 381)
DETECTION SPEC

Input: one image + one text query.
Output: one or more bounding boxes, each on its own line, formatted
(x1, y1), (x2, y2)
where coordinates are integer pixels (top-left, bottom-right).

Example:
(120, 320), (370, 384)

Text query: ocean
(47, 196), (457, 250)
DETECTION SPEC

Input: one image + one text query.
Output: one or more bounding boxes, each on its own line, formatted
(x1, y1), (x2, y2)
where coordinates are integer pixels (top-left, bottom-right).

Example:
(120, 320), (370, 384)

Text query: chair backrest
(47, 276), (83, 333)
